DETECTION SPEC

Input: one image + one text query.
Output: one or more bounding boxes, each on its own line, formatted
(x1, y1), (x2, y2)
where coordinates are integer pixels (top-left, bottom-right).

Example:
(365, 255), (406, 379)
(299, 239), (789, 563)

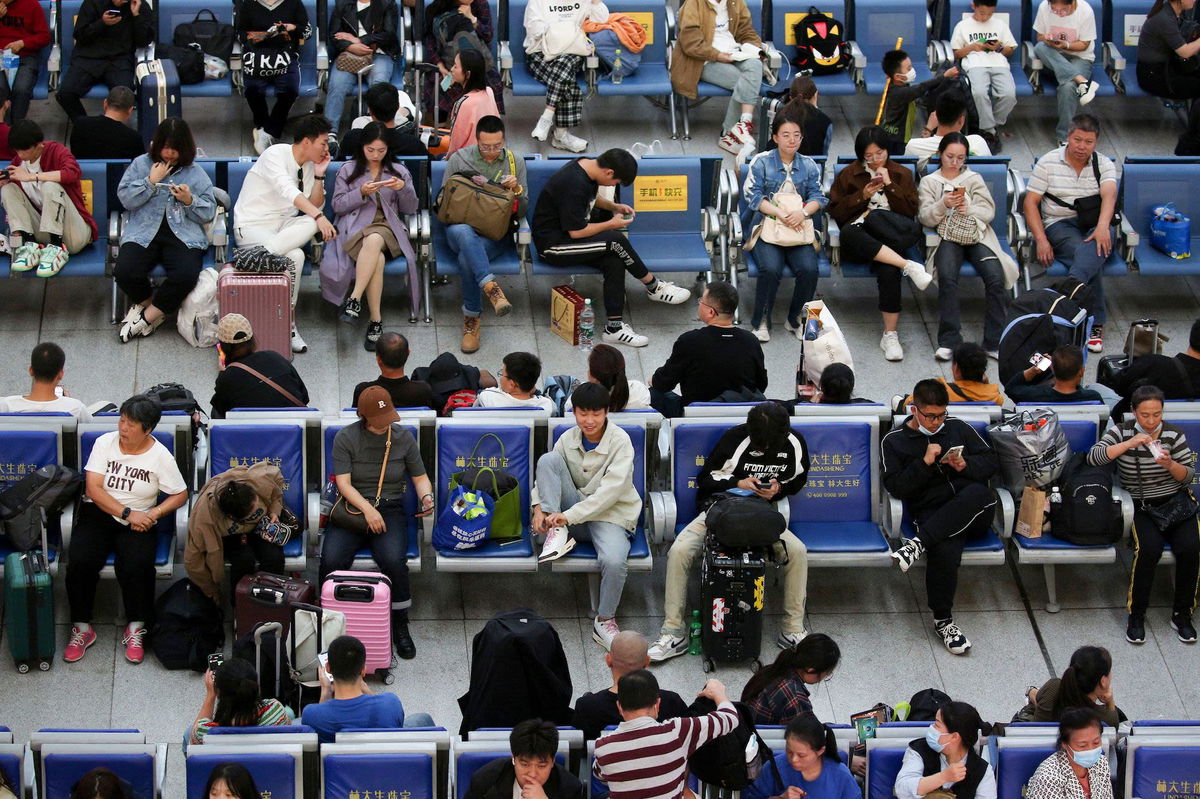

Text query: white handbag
(176, 267), (219, 347)
(799, 300), (854, 385)
(746, 166), (815, 249)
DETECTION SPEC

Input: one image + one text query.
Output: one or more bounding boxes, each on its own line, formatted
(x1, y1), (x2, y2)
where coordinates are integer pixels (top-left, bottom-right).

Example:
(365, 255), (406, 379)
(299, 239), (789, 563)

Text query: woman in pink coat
(320, 121), (420, 351)
(447, 49), (500, 154)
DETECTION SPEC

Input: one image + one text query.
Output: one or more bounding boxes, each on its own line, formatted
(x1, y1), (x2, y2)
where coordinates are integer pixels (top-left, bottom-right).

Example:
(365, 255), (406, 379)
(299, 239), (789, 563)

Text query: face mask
(911, 407), (944, 436)
(1135, 421), (1162, 436)
(1070, 746), (1103, 769)
(441, 73), (454, 92)
(904, 67), (917, 82)
(926, 725), (947, 753)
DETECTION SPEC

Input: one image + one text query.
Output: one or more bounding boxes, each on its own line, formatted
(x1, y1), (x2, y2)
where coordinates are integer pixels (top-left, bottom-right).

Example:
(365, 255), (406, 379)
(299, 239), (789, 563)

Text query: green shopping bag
(448, 433), (522, 541)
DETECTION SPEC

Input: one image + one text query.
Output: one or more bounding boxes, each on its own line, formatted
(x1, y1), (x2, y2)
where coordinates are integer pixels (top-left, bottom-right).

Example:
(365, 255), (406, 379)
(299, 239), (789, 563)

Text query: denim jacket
(117, 154), (217, 250)
(742, 149), (827, 231)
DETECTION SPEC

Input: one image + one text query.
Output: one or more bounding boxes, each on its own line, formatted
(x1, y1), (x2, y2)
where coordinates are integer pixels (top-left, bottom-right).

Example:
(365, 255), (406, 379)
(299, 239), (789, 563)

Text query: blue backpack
(589, 30), (640, 77)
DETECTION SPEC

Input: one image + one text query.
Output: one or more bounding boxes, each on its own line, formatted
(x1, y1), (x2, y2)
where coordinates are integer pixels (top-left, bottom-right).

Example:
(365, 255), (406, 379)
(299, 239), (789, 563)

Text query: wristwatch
(121, 507), (132, 520)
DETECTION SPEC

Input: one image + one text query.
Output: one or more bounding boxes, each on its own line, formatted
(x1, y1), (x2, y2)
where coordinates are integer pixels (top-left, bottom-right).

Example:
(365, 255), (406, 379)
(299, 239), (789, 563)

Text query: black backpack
(790, 7), (851, 75)
(997, 279), (1093, 384)
(906, 688), (951, 721)
(705, 493), (787, 548)
(156, 42), (206, 84)
(687, 701), (772, 790)
(150, 579), (225, 672)
(1048, 453), (1122, 546)
(174, 8), (236, 63)
(0, 464), (83, 521)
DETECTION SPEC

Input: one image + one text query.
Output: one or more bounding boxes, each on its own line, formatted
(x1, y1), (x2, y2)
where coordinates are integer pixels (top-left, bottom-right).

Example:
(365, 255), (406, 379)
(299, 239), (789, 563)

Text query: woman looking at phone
(113, 117), (216, 344)
(320, 121), (420, 352)
(188, 656), (293, 747)
(1088, 384), (1200, 645)
(916, 132), (1015, 362)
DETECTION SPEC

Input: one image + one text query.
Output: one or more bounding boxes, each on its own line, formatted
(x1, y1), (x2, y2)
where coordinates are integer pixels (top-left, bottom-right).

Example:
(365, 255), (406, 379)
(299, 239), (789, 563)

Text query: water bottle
(612, 48), (623, 84)
(688, 609), (703, 655)
(1049, 486), (1062, 506)
(167, 192), (183, 226)
(319, 474), (338, 528)
(803, 306), (821, 340)
(2, 49), (17, 87)
(578, 298), (595, 352)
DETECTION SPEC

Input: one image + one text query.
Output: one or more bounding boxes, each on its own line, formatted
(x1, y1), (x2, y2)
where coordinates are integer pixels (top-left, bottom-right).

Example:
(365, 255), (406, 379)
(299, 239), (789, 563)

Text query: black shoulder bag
(1043, 153), (1120, 231)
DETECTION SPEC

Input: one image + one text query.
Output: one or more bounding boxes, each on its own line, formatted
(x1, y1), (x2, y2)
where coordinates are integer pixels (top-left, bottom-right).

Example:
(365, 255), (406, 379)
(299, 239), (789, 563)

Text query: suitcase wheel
(377, 668), (395, 685)
(38, 659), (51, 672)
(702, 657), (714, 674)
(16, 661), (30, 674)
(752, 659), (762, 672)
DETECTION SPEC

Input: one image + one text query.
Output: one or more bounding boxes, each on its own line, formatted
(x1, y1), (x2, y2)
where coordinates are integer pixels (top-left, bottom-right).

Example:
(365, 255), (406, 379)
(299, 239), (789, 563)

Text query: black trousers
(1130, 501), (1200, 617)
(66, 502), (159, 623)
(841, 224), (904, 313)
(57, 56), (135, 120)
(912, 481), (997, 619)
(539, 231), (651, 318)
(223, 532), (286, 607)
(114, 219), (205, 314)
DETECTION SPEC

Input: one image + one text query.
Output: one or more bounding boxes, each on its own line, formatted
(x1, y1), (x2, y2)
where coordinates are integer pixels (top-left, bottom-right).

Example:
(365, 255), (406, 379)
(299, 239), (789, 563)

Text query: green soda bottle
(688, 609), (703, 655)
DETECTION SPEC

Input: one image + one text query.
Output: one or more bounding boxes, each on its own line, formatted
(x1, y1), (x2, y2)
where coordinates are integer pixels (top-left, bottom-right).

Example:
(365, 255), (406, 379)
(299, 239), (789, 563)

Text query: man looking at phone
(1004, 344), (1119, 406)
(0, 119), (97, 276)
(949, 0), (1018, 151)
(649, 401), (810, 662)
(881, 379), (998, 655)
(55, 0), (152, 121)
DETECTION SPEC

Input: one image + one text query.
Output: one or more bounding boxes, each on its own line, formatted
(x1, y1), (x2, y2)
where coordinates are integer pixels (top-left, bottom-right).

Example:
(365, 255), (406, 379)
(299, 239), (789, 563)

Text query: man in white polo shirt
(1022, 112), (1116, 354)
(232, 113), (337, 354)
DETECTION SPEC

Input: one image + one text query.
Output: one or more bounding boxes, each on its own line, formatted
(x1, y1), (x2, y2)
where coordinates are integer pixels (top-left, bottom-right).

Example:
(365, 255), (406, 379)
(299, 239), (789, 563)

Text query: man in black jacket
(881, 379), (998, 656)
(56, 0), (154, 121)
(650, 281), (768, 418)
(464, 720), (584, 799)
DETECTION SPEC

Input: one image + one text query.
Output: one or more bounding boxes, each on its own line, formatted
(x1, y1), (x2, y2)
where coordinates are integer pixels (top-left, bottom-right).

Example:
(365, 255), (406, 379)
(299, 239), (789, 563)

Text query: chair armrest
(210, 207), (228, 248)
(648, 490), (677, 545)
(849, 40), (866, 71)
(499, 41), (513, 71)
(993, 486), (1015, 539)
(586, 54), (599, 69)
(1120, 213), (1138, 249)
(701, 206), (720, 244)
(419, 209), (431, 245)
(728, 212), (743, 251)
(135, 44), (154, 64)
(307, 491), (321, 553)
(317, 43), (329, 89)
(882, 494), (903, 541)
(762, 43), (783, 70)
(1115, 487), (1134, 536)
(1103, 41), (1126, 74)
(173, 503), (190, 555)
(406, 213), (420, 245)
(48, 43), (60, 79)
(717, 165), (736, 215)
(109, 211), (122, 244)
(666, 5), (677, 42)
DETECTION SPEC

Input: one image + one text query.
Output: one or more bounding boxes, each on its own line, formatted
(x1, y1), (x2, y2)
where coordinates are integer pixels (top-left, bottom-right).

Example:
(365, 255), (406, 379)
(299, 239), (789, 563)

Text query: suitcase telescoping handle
(253, 621), (283, 699)
(289, 600), (328, 662)
(328, 573), (390, 586)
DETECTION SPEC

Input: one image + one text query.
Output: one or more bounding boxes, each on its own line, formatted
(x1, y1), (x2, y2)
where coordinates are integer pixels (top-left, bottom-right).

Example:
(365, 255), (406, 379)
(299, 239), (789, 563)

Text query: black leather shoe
(1126, 614), (1146, 644)
(393, 621), (417, 660)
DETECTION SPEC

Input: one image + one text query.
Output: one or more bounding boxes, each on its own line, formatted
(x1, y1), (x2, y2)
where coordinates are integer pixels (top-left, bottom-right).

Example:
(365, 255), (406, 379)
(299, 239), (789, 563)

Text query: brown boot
(483, 281), (512, 316)
(461, 315), (481, 354)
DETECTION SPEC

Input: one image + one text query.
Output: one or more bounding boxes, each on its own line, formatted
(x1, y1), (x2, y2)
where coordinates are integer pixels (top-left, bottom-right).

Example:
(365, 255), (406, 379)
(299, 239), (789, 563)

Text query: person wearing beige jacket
(530, 382), (642, 652)
(185, 461), (288, 603)
(670, 0), (765, 155)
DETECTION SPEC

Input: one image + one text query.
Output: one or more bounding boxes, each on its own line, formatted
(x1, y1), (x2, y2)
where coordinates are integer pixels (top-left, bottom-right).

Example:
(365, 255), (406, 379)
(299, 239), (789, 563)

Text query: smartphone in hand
(1029, 353), (1052, 372)
(208, 652), (224, 671)
(940, 445), (965, 463)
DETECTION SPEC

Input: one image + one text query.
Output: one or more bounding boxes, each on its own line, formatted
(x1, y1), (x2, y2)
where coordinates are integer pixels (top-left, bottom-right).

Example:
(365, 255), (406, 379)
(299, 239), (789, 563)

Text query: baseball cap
(357, 385), (400, 426)
(217, 313), (253, 344)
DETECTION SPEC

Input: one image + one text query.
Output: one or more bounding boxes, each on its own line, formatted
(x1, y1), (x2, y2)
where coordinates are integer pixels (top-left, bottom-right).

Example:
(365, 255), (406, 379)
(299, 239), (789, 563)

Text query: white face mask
(911, 406), (945, 436)
(904, 67), (917, 83)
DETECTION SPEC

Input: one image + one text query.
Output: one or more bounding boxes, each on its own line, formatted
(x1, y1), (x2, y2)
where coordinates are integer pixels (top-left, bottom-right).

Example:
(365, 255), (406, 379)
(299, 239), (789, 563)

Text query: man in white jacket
(531, 382), (642, 650)
(523, 0), (608, 152)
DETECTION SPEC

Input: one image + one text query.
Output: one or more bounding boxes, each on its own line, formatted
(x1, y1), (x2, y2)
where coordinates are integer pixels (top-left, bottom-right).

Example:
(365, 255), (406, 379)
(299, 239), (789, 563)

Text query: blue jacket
(117, 155), (216, 250)
(742, 149), (827, 232)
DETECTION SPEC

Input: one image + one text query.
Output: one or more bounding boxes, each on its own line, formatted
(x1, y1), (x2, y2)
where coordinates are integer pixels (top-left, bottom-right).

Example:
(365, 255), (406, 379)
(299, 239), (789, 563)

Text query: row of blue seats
(4, 720), (1200, 799)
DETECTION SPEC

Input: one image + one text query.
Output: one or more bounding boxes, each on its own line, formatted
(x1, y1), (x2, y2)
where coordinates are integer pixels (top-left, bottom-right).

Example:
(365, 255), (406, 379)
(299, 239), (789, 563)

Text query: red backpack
(443, 390), (478, 416)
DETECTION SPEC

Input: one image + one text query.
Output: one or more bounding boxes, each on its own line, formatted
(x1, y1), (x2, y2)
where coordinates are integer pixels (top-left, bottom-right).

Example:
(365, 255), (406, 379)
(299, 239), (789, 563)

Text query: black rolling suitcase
(137, 58), (182, 145)
(700, 533), (767, 672)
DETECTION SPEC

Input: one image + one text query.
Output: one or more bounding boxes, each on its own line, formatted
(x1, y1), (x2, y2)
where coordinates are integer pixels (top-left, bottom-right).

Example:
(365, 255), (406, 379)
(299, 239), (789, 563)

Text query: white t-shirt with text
(1033, 0), (1096, 61)
(951, 14), (1019, 69)
(84, 431), (187, 524)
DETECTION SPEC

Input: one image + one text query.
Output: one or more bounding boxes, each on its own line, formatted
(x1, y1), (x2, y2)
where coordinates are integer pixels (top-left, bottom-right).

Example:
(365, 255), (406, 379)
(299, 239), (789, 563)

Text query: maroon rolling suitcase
(234, 572), (315, 639)
(218, 266), (293, 360)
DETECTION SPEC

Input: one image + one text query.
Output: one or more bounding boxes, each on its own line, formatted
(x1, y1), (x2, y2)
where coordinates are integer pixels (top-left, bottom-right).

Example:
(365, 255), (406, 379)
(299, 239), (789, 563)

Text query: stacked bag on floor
(998, 279), (1093, 385)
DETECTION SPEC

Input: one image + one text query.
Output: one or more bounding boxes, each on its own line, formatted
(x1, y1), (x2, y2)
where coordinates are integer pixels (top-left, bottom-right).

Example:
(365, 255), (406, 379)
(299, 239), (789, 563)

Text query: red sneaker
(122, 624), (146, 664)
(63, 626), (97, 662)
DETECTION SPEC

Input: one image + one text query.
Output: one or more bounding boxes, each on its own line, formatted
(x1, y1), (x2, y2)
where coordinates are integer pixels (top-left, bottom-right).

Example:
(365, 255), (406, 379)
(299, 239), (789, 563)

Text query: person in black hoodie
(56, 0), (153, 121)
(238, 0), (311, 154)
(324, 0), (399, 148)
(894, 701), (996, 799)
(881, 379), (997, 655)
(464, 719), (584, 799)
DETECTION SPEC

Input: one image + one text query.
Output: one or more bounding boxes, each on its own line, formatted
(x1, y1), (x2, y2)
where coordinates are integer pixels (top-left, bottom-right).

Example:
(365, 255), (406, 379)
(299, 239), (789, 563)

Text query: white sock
(539, 108), (554, 122)
(128, 621), (145, 632)
(739, 113), (753, 124)
(75, 622), (91, 632)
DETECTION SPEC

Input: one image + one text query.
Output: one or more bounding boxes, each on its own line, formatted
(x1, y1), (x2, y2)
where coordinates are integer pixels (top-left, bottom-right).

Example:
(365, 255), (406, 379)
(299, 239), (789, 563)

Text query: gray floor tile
(0, 280), (46, 332)
(390, 618), (470, 729)
(458, 570), (579, 620)
(1145, 615), (1200, 719)
(805, 566), (922, 615)
(111, 650), (204, 744)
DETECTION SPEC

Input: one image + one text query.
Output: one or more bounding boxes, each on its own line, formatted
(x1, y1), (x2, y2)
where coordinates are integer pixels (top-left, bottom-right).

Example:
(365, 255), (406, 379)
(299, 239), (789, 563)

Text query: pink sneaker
(63, 626), (97, 662)
(122, 624), (146, 664)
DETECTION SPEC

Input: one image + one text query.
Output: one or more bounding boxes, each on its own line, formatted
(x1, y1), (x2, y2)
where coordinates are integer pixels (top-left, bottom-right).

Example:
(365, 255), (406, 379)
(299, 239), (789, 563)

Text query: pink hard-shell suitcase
(218, 266), (293, 361)
(320, 571), (394, 683)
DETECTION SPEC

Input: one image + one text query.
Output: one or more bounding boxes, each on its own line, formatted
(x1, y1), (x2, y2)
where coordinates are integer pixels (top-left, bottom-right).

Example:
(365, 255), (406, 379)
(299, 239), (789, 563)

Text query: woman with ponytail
(740, 633), (840, 725)
(189, 657), (294, 745)
(564, 344), (651, 413)
(745, 715), (859, 799)
(1018, 645), (1123, 727)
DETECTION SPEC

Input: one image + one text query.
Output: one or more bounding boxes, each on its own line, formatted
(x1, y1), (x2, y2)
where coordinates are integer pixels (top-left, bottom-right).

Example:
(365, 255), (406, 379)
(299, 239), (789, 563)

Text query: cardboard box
(551, 284), (586, 345)
(1016, 486), (1048, 538)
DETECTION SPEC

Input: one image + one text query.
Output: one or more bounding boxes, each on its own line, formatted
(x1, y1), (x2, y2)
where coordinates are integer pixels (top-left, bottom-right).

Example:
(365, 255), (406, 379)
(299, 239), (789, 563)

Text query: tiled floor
(3, 79), (1199, 794)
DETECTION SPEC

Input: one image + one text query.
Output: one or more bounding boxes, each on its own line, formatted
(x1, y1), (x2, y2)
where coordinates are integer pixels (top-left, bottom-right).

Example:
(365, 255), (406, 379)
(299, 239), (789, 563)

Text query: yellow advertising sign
(626, 11), (655, 46)
(80, 179), (93, 215)
(633, 175), (687, 212)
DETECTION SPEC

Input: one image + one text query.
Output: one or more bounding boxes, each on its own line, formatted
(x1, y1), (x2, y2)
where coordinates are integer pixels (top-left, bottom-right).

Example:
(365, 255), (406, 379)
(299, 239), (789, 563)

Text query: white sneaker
(252, 127), (273, 155)
(592, 617), (620, 650)
(729, 120), (754, 143)
(531, 114), (553, 142)
(291, 326), (308, 354)
(602, 323), (649, 348)
(934, 347), (953, 362)
(881, 331), (904, 361)
(551, 128), (588, 153)
(737, 140), (757, 164)
(118, 307), (162, 343)
(538, 525), (575, 563)
(753, 323), (770, 342)
(648, 633), (688, 662)
(777, 630), (809, 650)
(120, 303), (144, 326)
(646, 279), (690, 305)
(718, 131), (744, 156)
(903, 260), (933, 291)
(1077, 80), (1099, 105)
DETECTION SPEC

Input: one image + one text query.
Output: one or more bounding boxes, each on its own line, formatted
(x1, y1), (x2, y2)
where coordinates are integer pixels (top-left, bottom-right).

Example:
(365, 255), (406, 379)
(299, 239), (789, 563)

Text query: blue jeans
(1044, 219), (1111, 325)
(1034, 42), (1093, 140)
(319, 503), (411, 608)
(750, 242), (819, 330)
(445, 223), (500, 316)
(0, 54), (39, 122)
(325, 54), (394, 132)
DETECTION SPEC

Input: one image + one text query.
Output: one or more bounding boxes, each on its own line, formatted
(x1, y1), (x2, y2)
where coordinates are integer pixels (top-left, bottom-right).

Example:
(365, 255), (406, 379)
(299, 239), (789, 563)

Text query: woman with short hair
(895, 701), (996, 799)
(1024, 708), (1112, 799)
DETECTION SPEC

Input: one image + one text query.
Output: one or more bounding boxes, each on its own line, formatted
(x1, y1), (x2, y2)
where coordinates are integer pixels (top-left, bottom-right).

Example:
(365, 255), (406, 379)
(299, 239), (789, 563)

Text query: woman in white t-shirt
(64, 395), (189, 666)
(1032, 0), (1101, 142)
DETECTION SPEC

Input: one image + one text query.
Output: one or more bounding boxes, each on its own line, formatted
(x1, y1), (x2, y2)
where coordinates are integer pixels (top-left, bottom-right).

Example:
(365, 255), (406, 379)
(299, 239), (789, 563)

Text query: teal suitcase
(4, 550), (55, 672)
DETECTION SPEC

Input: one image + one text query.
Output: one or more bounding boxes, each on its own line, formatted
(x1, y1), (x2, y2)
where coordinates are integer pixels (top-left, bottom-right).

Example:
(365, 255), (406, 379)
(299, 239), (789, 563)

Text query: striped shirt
(1026, 147), (1117, 228)
(593, 704), (739, 799)
(190, 698), (293, 745)
(1087, 421), (1196, 500)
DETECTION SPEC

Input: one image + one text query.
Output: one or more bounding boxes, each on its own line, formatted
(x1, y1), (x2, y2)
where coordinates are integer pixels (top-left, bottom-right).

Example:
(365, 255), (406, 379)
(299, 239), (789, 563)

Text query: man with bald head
(351, 331), (438, 412)
(571, 631), (689, 739)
